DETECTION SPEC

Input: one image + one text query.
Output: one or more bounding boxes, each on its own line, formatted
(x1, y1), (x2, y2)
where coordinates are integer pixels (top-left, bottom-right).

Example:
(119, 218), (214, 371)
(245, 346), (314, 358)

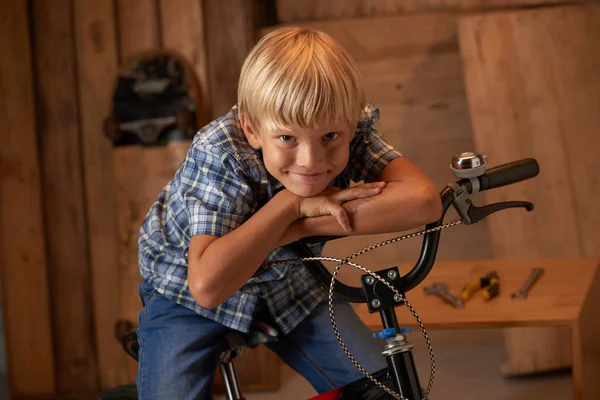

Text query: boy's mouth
(289, 171), (326, 182)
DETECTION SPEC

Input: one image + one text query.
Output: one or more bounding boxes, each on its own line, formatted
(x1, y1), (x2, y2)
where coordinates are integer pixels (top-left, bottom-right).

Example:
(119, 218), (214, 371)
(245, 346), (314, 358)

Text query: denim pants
(136, 281), (387, 399)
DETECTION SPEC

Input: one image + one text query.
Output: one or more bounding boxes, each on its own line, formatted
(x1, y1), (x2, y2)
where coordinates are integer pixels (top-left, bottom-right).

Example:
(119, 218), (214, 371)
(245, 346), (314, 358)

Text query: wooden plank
(32, 0), (98, 392)
(204, 0), (257, 117)
(542, 4), (600, 259)
(356, 258), (598, 329)
(116, 0), (160, 59)
(459, 3), (600, 375)
(0, 0), (56, 395)
(572, 262), (600, 400)
(72, 0), (125, 390)
(262, 13), (460, 62)
(276, 0), (589, 22)
(114, 0), (162, 384)
(112, 141), (190, 384)
(159, 0), (211, 124)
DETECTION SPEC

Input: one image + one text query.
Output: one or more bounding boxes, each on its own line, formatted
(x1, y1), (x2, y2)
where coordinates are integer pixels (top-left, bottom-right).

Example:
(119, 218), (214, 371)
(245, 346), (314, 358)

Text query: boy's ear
(239, 112), (262, 150)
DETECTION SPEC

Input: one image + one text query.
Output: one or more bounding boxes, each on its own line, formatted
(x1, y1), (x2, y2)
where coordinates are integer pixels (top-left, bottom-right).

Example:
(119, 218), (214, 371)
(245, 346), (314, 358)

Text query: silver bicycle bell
(450, 152), (488, 179)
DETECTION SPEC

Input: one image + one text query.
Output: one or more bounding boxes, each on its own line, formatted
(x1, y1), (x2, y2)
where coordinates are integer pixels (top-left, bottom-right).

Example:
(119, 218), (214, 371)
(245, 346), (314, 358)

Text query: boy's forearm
(285, 182), (441, 241)
(190, 190), (298, 307)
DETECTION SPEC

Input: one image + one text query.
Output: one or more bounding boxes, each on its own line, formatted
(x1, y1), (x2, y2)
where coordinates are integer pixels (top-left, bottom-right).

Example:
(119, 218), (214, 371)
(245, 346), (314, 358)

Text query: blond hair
(238, 27), (366, 133)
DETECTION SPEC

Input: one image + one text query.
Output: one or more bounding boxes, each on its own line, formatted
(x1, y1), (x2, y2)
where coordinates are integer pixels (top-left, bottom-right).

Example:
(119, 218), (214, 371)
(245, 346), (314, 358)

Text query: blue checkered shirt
(138, 104), (402, 334)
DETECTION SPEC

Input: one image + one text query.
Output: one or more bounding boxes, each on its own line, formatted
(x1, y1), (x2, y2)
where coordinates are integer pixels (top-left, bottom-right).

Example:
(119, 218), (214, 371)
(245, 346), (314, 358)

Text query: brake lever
(452, 183), (534, 224)
(467, 201), (534, 224)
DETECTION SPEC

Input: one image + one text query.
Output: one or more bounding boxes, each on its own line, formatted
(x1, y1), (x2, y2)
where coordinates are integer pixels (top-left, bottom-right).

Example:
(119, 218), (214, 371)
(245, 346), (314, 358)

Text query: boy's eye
(279, 135), (295, 143)
(323, 132), (339, 141)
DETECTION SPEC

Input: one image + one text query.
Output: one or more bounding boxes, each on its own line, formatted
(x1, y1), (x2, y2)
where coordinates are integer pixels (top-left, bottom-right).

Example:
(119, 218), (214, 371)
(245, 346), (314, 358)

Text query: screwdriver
(461, 271), (499, 302)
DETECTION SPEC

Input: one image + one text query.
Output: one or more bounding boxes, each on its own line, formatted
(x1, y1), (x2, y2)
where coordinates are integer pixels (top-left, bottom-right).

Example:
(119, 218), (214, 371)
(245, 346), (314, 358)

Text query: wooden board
(356, 258), (598, 329)
(276, 0), (589, 22)
(160, 0), (211, 124)
(459, 3), (600, 375)
(0, 0), (56, 395)
(261, 14), (493, 287)
(572, 262), (600, 400)
(32, 0), (98, 393)
(116, 0), (161, 59)
(205, 0), (257, 117)
(114, 0), (163, 384)
(72, 0), (125, 390)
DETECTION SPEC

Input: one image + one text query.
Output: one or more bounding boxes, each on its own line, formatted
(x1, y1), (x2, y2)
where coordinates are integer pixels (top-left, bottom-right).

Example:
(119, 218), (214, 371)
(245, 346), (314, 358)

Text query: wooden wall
(0, 0), (268, 398)
(460, 3), (600, 375)
(267, 0), (600, 377)
(276, 0), (588, 21)
(0, 0), (56, 395)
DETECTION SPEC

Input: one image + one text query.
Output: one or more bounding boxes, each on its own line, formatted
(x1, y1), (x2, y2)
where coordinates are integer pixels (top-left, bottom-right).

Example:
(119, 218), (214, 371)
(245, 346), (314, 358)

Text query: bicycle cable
(268, 219), (463, 400)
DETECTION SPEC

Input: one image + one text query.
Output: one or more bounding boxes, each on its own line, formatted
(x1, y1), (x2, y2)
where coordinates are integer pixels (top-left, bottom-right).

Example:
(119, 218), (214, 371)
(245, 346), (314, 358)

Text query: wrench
(511, 267), (544, 299)
(424, 283), (464, 308)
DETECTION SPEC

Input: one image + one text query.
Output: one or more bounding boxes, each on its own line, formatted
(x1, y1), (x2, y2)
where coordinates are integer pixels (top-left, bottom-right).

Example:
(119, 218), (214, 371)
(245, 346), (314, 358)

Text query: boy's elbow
(189, 265), (222, 309)
(420, 185), (443, 224)
(190, 280), (221, 309)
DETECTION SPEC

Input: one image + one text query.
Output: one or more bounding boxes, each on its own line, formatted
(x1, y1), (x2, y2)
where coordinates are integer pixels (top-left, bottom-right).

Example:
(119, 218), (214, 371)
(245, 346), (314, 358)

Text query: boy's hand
(296, 181), (387, 232)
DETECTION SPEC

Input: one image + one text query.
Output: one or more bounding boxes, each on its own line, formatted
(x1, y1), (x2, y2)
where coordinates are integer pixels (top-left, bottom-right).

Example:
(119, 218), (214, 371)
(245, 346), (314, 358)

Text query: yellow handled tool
(461, 271), (499, 302)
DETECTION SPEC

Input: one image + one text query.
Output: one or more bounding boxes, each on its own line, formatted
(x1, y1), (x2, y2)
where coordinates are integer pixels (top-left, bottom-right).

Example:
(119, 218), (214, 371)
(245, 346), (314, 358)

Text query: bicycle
(99, 152), (540, 400)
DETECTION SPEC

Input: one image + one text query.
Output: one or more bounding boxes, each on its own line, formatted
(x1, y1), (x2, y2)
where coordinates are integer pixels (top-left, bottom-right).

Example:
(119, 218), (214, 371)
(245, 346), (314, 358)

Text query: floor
(216, 329), (573, 400)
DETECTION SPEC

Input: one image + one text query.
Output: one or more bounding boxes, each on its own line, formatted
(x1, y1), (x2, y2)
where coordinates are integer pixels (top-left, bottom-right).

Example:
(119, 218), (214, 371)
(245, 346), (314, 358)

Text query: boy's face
(241, 115), (353, 197)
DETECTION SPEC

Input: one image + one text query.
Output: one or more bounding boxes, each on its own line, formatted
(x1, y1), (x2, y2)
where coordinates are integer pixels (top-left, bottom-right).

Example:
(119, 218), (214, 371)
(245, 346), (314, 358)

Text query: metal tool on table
(424, 282), (464, 308)
(512, 267), (544, 299)
(461, 271), (500, 302)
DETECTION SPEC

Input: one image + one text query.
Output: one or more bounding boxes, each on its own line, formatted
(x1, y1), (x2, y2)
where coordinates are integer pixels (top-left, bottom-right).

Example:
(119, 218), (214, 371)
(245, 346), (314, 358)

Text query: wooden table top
(355, 258), (600, 330)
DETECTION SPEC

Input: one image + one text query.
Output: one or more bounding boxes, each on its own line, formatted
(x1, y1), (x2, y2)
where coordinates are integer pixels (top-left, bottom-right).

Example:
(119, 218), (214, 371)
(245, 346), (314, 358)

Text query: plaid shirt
(138, 104), (402, 334)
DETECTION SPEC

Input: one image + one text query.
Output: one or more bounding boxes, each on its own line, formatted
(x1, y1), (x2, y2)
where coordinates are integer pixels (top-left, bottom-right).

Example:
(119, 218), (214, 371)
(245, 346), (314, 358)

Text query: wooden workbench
(355, 258), (600, 400)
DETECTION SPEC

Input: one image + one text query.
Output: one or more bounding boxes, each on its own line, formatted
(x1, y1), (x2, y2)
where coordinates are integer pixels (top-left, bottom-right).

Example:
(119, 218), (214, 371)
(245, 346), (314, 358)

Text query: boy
(137, 26), (441, 399)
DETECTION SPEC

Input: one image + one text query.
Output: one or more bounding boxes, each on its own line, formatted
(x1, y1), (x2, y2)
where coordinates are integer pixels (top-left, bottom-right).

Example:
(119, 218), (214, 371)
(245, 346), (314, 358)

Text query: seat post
(219, 356), (244, 400)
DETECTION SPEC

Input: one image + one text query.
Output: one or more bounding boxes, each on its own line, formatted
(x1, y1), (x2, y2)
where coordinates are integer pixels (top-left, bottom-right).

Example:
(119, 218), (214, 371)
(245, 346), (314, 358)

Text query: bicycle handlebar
(287, 158), (539, 303)
(479, 158), (539, 191)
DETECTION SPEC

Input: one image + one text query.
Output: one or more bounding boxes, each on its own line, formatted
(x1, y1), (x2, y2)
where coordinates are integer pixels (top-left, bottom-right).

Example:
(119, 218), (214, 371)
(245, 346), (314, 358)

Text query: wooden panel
(72, 0), (125, 390)
(160, 0), (211, 124)
(116, 0), (161, 58)
(261, 14), (493, 286)
(262, 13), (460, 62)
(32, 0), (98, 392)
(112, 141), (191, 383)
(572, 262), (600, 400)
(459, 3), (600, 375)
(356, 258), (598, 329)
(0, 0), (56, 395)
(205, 0), (257, 117)
(114, 0), (162, 383)
(276, 0), (588, 22)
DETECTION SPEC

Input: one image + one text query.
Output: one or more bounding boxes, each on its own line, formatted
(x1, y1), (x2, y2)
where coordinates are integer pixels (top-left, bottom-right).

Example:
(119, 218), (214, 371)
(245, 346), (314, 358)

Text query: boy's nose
(296, 145), (325, 169)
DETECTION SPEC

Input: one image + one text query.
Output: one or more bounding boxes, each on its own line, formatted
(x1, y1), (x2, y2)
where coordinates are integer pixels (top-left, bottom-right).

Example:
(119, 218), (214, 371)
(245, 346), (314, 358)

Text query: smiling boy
(136, 27), (441, 399)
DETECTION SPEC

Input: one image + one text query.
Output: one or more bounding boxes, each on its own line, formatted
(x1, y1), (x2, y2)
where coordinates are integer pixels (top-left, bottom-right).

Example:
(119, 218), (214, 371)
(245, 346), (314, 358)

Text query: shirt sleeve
(179, 142), (257, 238)
(347, 123), (403, 183)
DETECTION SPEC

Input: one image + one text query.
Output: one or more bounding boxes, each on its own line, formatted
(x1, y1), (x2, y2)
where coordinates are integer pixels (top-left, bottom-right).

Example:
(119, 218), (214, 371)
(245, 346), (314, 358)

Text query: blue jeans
(136, 282), (387, 399)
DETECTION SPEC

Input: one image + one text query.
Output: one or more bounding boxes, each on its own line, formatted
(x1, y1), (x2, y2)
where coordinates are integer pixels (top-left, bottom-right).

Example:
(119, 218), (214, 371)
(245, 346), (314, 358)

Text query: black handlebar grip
(479, 158), (540, 191)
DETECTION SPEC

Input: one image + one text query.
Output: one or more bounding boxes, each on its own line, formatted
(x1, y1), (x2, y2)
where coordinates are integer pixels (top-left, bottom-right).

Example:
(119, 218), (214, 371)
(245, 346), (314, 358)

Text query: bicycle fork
(376, 308), (425, 399)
